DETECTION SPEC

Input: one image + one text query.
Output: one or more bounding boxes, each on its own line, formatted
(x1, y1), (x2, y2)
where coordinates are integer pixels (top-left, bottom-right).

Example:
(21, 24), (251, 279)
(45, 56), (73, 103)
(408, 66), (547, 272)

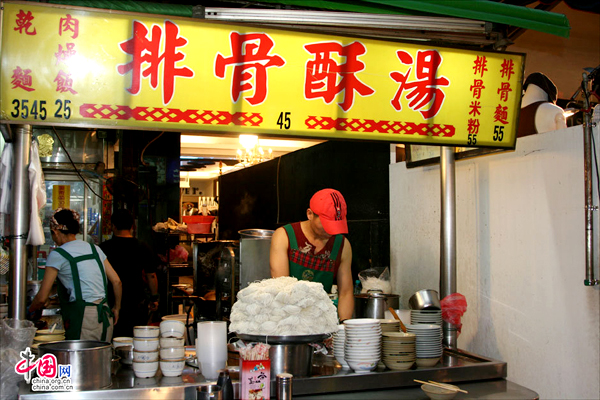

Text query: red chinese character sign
(0, 1), (524, 148)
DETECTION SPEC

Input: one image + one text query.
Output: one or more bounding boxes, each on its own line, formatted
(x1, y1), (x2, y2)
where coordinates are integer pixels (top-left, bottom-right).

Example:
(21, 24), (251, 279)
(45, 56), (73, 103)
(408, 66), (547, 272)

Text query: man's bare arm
(336, 238), (354, 321)
(270, 227), (290, 278)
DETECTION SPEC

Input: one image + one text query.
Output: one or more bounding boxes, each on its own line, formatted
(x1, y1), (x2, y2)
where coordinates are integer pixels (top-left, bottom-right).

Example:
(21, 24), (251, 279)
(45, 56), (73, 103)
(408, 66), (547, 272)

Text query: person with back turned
(270, 188), (354, 321)
(29, 208), (122, 341)
(100, 209), (159, 337)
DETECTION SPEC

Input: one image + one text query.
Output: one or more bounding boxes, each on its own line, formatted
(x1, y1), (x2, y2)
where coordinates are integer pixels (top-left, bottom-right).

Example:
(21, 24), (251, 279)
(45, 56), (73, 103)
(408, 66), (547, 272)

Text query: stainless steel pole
(440, 146), (458, 348)
(582, 73), (599, 286)
(9, 124), (32, 319)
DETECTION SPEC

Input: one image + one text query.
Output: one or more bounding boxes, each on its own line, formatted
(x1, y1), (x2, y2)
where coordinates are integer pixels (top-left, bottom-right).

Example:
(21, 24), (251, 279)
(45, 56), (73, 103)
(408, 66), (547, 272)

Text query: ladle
(388, 307), (407, 333)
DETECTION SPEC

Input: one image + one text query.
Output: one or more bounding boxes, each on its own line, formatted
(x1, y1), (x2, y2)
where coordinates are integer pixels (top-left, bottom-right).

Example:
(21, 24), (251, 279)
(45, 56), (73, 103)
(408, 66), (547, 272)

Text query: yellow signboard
(52, 185), (70, 209)
(0, 1), (525, 148)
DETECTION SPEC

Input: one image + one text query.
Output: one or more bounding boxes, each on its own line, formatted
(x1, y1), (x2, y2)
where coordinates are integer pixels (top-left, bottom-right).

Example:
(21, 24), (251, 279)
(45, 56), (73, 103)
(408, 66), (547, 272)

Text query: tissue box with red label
(240, 359), (270, 400)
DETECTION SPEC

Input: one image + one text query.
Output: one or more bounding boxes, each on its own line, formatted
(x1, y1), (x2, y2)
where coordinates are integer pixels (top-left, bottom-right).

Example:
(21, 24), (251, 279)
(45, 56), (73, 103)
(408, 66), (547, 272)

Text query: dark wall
(218, 140), (390, 280)
(117, 130), (181, 246)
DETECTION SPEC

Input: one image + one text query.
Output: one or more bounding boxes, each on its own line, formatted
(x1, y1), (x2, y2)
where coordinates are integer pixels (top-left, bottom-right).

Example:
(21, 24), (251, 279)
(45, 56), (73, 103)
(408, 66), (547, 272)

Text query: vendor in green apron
(270, 189), (354, 321)
(29, 208), (122, 341)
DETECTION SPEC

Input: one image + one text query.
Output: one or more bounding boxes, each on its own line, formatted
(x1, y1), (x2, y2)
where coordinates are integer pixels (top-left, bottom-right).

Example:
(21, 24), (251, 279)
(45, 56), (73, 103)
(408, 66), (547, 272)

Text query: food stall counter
(16, 347), (534, 400)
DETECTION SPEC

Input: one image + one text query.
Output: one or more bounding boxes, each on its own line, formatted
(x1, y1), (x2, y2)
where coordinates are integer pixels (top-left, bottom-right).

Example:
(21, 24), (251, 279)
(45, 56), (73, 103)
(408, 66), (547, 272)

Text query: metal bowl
(409, 289), (441, 310)
(238, 229), (274, 239)
(115, 344), (133, 365)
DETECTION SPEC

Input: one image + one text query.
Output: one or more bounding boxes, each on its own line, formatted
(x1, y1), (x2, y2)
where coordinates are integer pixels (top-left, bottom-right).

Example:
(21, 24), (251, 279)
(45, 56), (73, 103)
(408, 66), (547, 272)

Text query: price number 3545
(11, 99), (72, 120)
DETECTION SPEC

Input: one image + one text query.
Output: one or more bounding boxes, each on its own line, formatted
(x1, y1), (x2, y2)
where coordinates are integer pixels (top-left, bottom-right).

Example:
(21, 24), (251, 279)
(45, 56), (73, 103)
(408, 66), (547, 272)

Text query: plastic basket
(188, 223), (212, 234)
(182, 215), (215, 224)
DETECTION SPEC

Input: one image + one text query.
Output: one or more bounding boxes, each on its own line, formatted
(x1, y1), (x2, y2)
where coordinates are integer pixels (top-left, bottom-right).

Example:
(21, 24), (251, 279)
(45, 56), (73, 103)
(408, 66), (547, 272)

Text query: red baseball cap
(309, 189), (348, 235)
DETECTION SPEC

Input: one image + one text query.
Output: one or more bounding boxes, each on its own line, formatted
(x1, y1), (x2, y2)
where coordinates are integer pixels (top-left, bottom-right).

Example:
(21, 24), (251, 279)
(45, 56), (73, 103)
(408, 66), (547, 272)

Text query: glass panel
(41, 180), (85, 255)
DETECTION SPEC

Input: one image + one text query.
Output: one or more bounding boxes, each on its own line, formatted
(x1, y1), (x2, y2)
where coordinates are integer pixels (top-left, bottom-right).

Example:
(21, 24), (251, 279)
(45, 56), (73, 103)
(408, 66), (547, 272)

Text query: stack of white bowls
(159, 319), (186, 377)
(332, 324), (348, 368)
(381, 332), (416, 370)
(343, 319), (381, 373)
(377, 320), (400, 368)
(406, 324), (443, 368)
(410, 310), (443, 327)
(132, 326), (160, 378)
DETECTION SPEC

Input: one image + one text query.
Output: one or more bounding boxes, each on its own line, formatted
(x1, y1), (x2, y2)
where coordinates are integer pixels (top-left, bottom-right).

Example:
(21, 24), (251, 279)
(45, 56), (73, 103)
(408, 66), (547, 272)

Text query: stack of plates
(377, 319), (400, 368)
(406, 324), (443, 368)
(378, 319), (400, 332)
(411, 310), (443, 326)
(332, 324), (348, 368)
(381, 332), (416, 370)
(343, 319), (381, 373)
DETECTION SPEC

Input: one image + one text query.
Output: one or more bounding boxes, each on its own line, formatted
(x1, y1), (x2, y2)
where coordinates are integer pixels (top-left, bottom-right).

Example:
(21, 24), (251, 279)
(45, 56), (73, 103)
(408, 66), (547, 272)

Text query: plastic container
(182, 215), (215, 224)
(188, 223), (213, 234)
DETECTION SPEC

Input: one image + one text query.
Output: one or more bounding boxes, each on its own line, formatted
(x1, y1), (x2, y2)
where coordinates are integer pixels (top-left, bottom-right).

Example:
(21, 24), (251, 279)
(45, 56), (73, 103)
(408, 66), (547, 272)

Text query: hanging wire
(51, 127), (112, 201)
(140, 131), (164, 166)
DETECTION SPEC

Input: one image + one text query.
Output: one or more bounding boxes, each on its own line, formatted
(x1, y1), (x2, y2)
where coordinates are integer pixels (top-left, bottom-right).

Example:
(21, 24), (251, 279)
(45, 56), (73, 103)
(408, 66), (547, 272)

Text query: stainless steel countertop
(17, 348), (527, 399)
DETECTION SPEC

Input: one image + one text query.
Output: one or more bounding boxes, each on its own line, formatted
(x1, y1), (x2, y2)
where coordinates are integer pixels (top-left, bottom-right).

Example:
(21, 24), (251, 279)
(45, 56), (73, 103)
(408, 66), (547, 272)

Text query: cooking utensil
(409, 289), (441, 310)
(38, 340), (112, 391)
(388, 307), (407, 333)
(354, 290), (400, 319)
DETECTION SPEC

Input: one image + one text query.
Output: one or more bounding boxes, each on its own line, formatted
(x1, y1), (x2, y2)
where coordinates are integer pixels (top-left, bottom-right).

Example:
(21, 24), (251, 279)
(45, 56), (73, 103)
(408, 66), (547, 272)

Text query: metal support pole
(440, 146), (458, 348)
(582, 72), (599, 286)
(9, 124), (32, 319)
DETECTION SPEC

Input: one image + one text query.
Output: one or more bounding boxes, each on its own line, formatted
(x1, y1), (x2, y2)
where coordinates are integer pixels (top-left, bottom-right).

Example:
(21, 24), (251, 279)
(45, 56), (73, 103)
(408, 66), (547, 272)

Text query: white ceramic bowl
(160, 336), (185, 348)
(36, 328), (66, 336)
(160, 358), (186, 377)
(133, 350), (159, 362)
(385, 360), (414, 371)
(346, 359), (378, 373)
(133, 337), (159, 351)
(113, 337), (134, 348)
(132, 360), (159, 378)
(416, 357), (441, 368)
(133, 326), (160, 338)
(421, 383), (459, 400)
(34, 334), (65, 342)
(160, 346), (185, 360)
(160, 320), (186, 338)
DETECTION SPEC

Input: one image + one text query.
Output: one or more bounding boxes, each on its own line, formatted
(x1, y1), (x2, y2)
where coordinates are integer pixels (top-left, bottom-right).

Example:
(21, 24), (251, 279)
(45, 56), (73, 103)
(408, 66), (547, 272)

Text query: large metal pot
(270, 343), (314, 377)
(354, 290), (400, 319)
(37, 340), (112, 391)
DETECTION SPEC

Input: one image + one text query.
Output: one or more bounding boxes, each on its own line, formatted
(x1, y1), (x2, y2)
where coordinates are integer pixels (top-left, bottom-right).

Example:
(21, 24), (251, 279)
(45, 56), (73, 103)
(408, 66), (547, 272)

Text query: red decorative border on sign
(305, 116), (455, 137)
(79, 104), (263, 126)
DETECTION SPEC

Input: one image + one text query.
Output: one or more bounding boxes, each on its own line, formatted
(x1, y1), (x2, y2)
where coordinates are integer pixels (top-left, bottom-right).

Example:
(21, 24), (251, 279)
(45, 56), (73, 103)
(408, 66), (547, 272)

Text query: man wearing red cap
(270, 188), (354, 321)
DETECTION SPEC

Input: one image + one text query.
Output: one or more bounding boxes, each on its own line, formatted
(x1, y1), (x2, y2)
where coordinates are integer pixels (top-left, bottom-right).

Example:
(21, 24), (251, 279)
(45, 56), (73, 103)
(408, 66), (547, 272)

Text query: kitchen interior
(1, 1), (599, 399)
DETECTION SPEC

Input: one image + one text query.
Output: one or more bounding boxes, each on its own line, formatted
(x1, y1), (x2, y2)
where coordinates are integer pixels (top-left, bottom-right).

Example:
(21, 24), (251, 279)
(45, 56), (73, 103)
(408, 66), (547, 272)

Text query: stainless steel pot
(270, 343), (314, 378)
(354, 290), (400, 319)
(38, 340), (112, 391)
